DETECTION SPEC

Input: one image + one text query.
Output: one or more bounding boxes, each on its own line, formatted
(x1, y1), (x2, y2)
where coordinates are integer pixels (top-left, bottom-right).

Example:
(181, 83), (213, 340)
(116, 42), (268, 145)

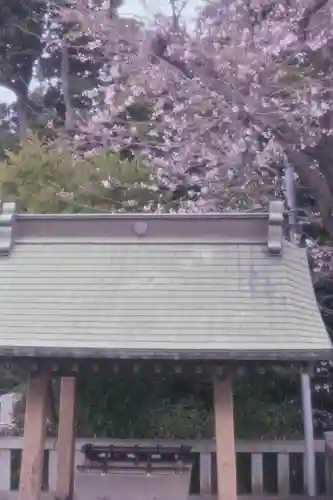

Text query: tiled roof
(0, 239), (330, 359)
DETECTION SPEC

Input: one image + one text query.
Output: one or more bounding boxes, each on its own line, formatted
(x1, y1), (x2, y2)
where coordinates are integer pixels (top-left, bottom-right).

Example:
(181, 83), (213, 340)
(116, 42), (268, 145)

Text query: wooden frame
(18, 373), (49, 500)
(56, 377), (76, 500)
(213, 371), (237, 500)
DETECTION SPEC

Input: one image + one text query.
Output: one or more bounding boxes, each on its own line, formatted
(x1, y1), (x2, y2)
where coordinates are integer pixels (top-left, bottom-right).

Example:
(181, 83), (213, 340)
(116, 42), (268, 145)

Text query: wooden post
(56, 377), (76, 500)
(0, 449), (11, 491)
(200, 452), (212, 494)
(251, 453), (263, 495)
(213, 371), (237, 500)
(324, 432), (333, 495)
(18, 373), (49, 500)
(301, 366), (316, 497)
(277, 453), (290, 496)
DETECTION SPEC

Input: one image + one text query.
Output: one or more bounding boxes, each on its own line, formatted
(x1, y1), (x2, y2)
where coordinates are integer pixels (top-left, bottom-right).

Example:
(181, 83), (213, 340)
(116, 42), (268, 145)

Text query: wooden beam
(18, 373), (49, 500)
(56, 377), (76, 500)
(213, 371), (237, 500)
(47, 380), (58, 428)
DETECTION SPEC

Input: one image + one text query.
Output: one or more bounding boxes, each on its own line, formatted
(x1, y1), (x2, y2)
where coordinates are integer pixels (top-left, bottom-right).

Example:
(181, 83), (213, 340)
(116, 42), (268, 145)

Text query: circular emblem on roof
(133, 221), (148, 236)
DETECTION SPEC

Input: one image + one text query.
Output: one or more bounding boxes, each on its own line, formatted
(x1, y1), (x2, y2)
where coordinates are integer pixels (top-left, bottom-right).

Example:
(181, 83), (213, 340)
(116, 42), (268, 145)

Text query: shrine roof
(0, 201), (330, 361)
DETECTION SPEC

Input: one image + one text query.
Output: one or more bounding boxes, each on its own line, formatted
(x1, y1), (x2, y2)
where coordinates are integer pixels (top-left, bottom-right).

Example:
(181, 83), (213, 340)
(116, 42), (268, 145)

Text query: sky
(120, 0), (201, 19)
(0, 0), (202, 104)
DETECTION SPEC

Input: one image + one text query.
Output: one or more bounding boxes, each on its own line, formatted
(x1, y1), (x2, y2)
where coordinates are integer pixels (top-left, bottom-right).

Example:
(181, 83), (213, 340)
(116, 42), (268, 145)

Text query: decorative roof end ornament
(0, 202), (16, 256)
(267, 200), (284, 256)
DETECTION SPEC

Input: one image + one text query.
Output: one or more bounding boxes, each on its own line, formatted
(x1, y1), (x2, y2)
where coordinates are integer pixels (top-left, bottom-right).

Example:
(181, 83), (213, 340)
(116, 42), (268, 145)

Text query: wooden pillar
(56, 377), (76, 500)
(213, 371), (237, 500)
(18, 373), (49, 500)
(301, 366), (316, 497)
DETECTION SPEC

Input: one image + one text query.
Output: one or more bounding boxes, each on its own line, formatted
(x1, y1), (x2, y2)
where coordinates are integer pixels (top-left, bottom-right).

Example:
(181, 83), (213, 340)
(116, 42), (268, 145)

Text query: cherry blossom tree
(62, 0), (333, 227)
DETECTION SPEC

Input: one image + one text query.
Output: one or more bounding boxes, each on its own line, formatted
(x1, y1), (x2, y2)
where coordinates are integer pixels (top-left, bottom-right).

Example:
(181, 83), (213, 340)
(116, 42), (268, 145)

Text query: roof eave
(0, 346), (331, 362)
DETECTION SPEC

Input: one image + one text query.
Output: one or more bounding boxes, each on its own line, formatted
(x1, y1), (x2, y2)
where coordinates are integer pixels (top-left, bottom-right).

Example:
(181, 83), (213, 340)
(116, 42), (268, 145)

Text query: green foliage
(0, 0), (46, 94)
(75, 374), (214, 439)
(0, 133), (164, 213)
(234, 367), (303, 439)
(73, 367), (304, 440)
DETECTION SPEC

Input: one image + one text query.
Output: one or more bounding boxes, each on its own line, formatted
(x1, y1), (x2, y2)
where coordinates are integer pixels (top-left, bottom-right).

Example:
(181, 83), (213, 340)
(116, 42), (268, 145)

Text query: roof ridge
(0, 200), (285, 256)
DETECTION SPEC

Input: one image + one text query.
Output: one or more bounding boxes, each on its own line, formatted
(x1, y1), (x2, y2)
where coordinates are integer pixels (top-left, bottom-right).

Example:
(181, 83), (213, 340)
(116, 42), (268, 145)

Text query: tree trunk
(16, 93), (28, 139)
(61, 41), (75, 130)
(286, 145), (333, 239)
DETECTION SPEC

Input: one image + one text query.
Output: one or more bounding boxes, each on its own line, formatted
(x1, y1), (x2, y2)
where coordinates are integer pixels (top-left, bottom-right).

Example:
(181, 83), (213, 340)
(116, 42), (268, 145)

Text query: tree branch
(298, 0), (329, 39)
(151, 35), (333, 236)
